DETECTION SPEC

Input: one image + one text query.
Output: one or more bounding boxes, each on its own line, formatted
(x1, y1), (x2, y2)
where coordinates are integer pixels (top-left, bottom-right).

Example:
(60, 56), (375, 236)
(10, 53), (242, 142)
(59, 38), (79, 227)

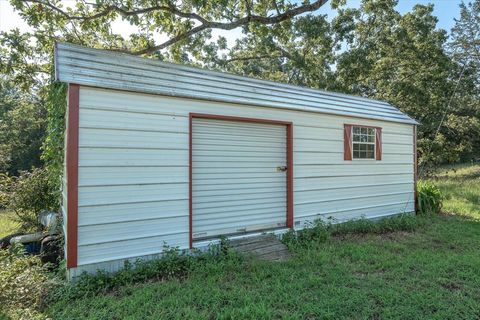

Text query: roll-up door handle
(276, 166), (287, 172)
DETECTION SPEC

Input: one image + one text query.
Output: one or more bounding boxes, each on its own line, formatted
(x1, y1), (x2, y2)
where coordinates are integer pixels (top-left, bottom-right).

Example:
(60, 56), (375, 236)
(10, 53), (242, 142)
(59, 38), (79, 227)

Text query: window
(352, 126), (376, 159)
(344, 124), (382, 161)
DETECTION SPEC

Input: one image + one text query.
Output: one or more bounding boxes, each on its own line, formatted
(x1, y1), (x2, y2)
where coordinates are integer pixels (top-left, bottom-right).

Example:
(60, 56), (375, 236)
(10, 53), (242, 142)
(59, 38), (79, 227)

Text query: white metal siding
(192, 118), (287, 239)
(74, 86), (415, 268)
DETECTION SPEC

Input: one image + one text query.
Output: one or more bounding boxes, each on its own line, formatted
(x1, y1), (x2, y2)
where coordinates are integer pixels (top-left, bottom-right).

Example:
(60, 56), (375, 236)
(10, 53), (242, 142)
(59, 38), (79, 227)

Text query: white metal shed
(55, 43), (418, 279)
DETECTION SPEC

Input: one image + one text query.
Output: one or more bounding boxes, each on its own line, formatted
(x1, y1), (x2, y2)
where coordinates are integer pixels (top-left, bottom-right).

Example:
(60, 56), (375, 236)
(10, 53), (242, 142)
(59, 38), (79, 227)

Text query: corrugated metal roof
(55, 42), (418, 125)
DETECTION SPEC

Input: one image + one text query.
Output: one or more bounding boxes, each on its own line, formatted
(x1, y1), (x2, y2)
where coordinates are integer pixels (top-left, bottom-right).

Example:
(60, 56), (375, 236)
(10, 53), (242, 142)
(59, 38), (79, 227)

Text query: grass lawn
(47, 165), (480, 319)
(0, 210), (19, 238)
(430, 163), (480, 220)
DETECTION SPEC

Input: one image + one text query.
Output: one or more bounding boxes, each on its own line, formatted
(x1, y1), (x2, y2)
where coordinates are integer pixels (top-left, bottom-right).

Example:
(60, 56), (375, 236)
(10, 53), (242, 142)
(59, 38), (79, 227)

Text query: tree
(11, 0), (330, 58)
(212, 14), (338, 90)
(0, 79), (47, 175)
(442, 1), (480, 163)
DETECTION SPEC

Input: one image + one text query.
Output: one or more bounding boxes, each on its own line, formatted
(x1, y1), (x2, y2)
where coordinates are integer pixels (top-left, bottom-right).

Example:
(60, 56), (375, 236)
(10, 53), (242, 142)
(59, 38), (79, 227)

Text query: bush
(417, 181), (443, 215)
(2, 168), (58, 231)
(0, 245), (54, 319)
(0, 173), (14, 209)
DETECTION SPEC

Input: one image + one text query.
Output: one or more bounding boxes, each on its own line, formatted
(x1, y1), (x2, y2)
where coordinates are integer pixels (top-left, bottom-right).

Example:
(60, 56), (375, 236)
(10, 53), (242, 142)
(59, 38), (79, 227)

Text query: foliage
(2, 168), (58, 231)
(417, 181), (443, 215)
(47, 215), (480, 319)
(282, 219), (330, 248)
(0, 245), (52, 320)
(0, 79), (47, 176)
(9, 0), (332, 59)
(41, 82), (67, 207)
(283, 214), (424, 249)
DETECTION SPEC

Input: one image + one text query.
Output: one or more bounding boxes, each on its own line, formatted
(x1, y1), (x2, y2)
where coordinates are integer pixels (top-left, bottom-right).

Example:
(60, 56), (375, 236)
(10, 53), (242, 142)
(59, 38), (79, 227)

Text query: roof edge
(54, 42), (419, 125)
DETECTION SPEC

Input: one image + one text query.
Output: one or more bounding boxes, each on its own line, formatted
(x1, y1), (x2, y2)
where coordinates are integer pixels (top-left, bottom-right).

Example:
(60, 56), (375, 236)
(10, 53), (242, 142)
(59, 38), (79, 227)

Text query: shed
(55, 43), (418, 279)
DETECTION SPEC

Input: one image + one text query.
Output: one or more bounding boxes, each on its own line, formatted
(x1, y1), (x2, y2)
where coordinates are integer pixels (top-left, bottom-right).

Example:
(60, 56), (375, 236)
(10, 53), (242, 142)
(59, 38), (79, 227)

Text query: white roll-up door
(192, 117), (287, 240)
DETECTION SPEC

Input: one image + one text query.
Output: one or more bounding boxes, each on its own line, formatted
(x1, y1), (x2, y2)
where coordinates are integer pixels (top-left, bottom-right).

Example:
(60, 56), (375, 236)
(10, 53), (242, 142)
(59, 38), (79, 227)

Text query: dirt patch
(332, 231), (414, 243)
(442, 282), (463, 292)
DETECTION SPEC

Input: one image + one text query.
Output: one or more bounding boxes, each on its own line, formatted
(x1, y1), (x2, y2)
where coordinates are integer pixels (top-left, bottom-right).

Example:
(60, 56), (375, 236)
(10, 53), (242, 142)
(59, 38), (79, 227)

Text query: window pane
(368, 128), (375, 135)
(353, 151), (360, 158)
(353, 135), (360, 142)
(353, 127), (360, 134)
(353, 143), (360, 151)
(366, 144), (374, 152)
(361, 127), (367, 134)
(367, 135), (374, 142)
(366, 151), (374, 159)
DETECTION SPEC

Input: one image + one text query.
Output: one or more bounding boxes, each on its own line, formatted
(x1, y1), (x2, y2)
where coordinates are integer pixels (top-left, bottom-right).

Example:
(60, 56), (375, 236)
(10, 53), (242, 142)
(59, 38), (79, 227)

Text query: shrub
(0, 245), (54, 319)
(417, 181), (443, 215)
(2, 168), (58, 231)
(0, 173), (14, 209)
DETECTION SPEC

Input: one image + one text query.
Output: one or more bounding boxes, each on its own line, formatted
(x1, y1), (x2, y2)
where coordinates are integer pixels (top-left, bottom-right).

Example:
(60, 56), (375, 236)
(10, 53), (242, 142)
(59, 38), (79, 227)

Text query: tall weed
(417, 181), (443, 215)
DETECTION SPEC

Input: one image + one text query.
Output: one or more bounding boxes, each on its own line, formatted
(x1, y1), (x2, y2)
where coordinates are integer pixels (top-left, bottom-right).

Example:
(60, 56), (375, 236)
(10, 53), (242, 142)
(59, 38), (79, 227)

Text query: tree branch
(24, 0), (329, 55)
(222, 53), (284, 63)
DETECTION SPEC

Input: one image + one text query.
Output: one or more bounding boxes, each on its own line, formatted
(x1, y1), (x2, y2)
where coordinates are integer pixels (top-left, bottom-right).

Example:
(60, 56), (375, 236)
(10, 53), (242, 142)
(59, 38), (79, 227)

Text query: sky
(0, 0), (463, 47)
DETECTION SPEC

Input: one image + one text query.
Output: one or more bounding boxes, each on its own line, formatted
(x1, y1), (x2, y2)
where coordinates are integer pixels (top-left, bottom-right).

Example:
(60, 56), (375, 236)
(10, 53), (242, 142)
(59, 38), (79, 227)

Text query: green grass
(47, 215), (480, 319)
(0, 210), (19, 238)
(429, 163), (480, 220)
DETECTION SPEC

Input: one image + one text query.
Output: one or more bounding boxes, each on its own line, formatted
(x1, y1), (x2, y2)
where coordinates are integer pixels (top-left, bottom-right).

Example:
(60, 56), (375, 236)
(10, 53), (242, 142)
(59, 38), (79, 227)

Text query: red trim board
(189, 113), (294, 248)
(413, 125), (418, 213)
(66, 84), (80, 268)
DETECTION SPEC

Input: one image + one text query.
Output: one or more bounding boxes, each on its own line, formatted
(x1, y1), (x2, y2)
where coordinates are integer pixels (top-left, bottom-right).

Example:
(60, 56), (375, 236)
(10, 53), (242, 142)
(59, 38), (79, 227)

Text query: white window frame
(352, 126), (376, 160)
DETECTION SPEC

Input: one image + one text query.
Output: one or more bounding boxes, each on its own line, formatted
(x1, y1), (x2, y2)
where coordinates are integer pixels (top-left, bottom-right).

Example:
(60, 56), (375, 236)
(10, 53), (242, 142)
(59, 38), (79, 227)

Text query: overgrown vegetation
(0, 246), (54, 320)
(0, 168), (58, 231)
(282, 214), (424, 249)
(51, 244), (241, 302)
(417, 181), (444, 215)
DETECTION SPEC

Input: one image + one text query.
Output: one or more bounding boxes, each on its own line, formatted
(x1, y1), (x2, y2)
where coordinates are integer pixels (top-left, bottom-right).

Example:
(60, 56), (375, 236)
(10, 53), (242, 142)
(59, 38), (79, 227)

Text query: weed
(417, 181), (443, 215)
(284, 214), (424, 249)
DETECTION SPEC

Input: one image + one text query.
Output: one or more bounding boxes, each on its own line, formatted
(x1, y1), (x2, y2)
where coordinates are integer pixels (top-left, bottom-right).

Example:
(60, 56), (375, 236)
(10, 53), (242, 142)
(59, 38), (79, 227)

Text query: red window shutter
(375, 128), (382, 160)
(344, 124), (353, 161)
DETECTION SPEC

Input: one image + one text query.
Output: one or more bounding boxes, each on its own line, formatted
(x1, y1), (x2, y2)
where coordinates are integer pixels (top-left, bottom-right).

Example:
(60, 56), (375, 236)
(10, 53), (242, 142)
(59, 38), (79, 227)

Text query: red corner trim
(286, 124), (294, 228)
(413, 125), (418, 213)
(188, 114), (193, 249)
(188, 113), (294, 247)
(66, 84), (79, 269)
